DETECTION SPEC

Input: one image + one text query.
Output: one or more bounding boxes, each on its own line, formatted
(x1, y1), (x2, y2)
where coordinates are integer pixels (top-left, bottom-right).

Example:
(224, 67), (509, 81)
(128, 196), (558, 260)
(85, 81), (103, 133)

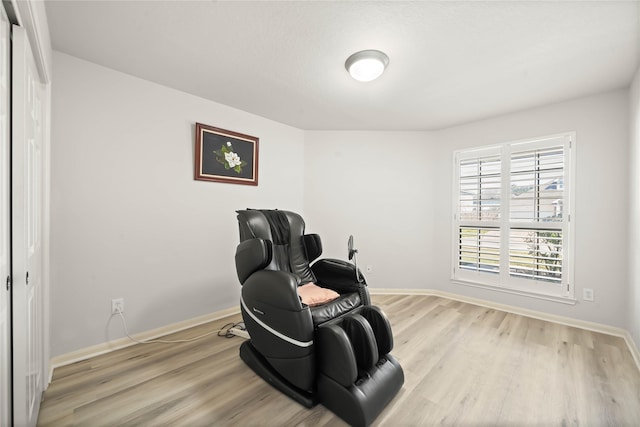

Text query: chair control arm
(311, 258), (366, 293)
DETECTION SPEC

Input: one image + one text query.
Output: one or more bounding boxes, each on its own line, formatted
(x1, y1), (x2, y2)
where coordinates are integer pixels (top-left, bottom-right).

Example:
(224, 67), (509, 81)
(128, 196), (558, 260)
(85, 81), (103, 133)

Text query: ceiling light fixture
(345, 50), (389, 82)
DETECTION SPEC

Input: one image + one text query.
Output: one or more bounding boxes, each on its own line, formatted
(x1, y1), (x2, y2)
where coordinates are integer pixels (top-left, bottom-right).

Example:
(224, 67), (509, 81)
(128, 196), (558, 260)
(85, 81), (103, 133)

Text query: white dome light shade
(345, 50), (389, 82)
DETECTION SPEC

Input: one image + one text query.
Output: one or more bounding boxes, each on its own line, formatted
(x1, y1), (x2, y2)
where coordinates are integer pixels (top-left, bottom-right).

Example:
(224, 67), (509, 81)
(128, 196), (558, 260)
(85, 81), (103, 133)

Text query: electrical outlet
(111, 298), (124, 314)
(583, 288), (594, 302)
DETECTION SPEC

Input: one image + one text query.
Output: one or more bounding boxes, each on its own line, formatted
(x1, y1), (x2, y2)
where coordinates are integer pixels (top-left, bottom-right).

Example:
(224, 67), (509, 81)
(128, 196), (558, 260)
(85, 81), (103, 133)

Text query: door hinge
(5, 275), (10, 291)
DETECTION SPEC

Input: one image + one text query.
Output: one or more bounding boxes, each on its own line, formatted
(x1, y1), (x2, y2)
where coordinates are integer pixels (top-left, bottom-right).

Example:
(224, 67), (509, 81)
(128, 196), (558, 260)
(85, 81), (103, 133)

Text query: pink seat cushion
(298, 282), (340, 306)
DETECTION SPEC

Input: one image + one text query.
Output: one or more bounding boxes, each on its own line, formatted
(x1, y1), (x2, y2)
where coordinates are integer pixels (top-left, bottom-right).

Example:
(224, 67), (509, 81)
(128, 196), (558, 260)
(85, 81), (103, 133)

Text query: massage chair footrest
(318, 354), (404, 427)
(239, 340), (318, 408)
(315, 306), (404, 426)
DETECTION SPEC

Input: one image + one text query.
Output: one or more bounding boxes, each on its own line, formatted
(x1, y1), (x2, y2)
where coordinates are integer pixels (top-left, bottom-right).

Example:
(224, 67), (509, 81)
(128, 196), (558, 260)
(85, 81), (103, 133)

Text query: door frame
(12, 23), (45, 427)
(0, 2), (12, 425)
(8, 0), (52, 381)
(3, 1), (52, 425)
(8, 0), (52, 389)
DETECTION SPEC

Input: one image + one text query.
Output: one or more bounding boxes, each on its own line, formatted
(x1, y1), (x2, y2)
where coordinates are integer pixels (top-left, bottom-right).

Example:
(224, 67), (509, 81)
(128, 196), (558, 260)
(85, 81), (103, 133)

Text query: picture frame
(194, 123), (259, 186)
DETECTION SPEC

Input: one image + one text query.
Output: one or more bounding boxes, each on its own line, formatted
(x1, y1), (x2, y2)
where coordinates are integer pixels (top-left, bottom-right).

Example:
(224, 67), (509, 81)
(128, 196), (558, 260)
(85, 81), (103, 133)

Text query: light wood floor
(38, 295), (640, 426)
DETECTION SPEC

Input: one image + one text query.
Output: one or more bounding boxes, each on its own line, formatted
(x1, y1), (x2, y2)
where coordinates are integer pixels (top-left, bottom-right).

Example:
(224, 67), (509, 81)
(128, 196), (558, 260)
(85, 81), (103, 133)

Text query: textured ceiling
(45, 1), (640, 130)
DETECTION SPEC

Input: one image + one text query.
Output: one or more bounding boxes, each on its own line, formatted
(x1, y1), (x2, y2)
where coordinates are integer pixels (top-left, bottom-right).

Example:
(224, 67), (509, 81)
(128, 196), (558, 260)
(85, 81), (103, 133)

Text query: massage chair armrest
(311, 258), (366, 294)
(242, 269), (305, 312)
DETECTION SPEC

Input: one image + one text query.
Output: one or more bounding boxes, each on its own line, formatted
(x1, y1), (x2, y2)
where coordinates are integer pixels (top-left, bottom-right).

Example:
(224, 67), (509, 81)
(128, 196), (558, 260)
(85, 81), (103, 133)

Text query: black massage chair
(234, 209), (404, 426)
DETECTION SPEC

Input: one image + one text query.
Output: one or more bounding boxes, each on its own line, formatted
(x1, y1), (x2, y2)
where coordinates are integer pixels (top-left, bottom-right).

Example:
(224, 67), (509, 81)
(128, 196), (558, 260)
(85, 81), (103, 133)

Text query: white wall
(304, 131), (436, 287)
(50, 52), (305, 357)
(305, 90), (630, 329)
(630, 66), (640, 346)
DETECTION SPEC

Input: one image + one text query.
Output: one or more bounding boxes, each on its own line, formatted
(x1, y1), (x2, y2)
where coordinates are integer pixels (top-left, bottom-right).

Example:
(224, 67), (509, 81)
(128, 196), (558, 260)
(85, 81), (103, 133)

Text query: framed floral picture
(194, 123), (259, 186)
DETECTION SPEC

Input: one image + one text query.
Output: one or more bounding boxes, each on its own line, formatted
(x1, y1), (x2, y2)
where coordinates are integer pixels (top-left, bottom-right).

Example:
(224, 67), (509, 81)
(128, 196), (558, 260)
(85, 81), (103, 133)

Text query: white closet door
(0, 4), (11, 427)
(12, 24), (44, 427)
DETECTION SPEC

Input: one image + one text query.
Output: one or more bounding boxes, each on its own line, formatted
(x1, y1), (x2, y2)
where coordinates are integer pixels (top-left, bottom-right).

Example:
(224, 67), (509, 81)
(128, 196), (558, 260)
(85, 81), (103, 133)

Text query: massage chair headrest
(235, 238), (272, 284)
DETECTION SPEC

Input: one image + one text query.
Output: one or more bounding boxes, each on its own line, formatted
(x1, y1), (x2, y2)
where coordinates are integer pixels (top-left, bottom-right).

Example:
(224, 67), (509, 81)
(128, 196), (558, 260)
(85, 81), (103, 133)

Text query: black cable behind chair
(234, 209), (404, 427)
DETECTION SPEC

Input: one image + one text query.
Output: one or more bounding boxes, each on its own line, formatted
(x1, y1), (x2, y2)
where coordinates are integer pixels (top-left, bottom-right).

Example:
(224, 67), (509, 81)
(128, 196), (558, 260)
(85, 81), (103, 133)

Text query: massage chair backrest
(236, 209), (320, 285)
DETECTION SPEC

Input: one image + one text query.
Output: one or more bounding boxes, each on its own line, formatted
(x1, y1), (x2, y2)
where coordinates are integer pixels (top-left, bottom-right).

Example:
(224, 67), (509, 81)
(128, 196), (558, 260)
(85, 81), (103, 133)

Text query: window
(453, 133), (575, 301)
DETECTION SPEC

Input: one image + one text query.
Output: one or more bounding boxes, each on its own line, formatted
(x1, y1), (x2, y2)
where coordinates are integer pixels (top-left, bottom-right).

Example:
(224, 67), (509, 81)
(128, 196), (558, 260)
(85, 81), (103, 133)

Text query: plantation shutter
(459, 155), (501, 222)
(453, 133), (574, 300)
(456, 150), (501, 276)
(459, 227), (500, 274)
(509, 145), (565, 283)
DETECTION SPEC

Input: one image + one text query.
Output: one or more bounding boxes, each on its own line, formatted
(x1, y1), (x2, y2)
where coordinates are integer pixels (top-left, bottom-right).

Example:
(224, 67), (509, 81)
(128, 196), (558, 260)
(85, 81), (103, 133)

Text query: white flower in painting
(225, 151), (242, 168)
(227, 141), (232, 147)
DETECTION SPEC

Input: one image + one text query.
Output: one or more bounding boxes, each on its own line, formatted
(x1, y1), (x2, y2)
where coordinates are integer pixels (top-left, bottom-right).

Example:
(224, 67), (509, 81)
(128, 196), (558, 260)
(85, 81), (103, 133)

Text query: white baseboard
(623, 330), (640, 374)
(370, 288), (640, 373)
(48, 289), (640, 383)
(48, 306), (240, 383)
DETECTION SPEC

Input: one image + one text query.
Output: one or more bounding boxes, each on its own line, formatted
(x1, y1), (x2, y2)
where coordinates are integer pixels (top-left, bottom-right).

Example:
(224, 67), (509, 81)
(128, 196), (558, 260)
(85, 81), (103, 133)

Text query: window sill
(451, 279), (577, 305)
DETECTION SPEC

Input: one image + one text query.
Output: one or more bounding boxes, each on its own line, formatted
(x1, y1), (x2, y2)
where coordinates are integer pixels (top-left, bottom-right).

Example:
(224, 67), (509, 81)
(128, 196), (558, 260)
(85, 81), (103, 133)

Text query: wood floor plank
(38, 296), (640, 426)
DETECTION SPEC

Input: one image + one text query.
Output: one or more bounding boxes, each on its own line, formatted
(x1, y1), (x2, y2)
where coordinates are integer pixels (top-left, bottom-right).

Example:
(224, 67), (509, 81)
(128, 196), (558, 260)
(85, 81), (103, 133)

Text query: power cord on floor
(217, 322), (247, 338)
(113, 309), (246, 345)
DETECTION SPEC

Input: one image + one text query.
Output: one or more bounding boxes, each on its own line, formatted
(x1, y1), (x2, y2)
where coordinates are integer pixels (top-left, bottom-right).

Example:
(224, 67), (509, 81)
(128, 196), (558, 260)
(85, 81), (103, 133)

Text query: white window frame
(452, 133), (576, 303)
